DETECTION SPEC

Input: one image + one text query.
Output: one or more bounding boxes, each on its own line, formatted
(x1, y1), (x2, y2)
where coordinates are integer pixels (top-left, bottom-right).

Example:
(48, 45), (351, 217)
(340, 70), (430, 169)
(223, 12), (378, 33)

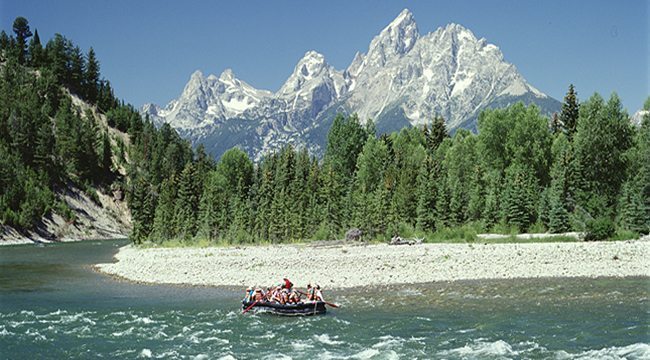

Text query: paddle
(242, 300), (259, 314)
(296, 290), (340, 308)
(323, 301), (340, 308)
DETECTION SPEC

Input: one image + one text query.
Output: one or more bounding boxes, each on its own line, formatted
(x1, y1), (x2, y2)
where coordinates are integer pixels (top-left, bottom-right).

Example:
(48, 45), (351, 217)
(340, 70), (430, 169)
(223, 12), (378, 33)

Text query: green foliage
(584, 217), (615, 241)
(425, 223), (481, 243)
(559, 84), (579, 138)
(12, 17), (32, 64)
(573, 93), (633, 218)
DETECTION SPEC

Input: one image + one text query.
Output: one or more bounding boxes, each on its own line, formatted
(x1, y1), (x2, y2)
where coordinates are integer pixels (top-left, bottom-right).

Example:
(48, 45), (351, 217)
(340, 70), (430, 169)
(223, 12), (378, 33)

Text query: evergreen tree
(573, 93), (633, 218)
(415, 156), (438, 231)
(617, 113), (650, 233)
(502, 162), (538, 231)
(27, 29), (44, 67)
(84, 47), (100, 103)
(68, 45), (85, 95)
(150, 175), (178, 241)
(425, 115), (448, 153)
(324, 113), (370, 179)
(100, 131), (112, 175)
(175, 162), (200, 240)
(546, 134), (573, 232)
(560, 84), (579, 139)
(130, 175), (155, 243)
(12, 17), (32, 64)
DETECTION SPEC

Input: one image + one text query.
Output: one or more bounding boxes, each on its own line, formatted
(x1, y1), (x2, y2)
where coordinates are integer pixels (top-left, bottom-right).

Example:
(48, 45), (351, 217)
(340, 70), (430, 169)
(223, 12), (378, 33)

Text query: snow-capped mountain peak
(365, 8), (420, 68)
(142, 8), (559, 160)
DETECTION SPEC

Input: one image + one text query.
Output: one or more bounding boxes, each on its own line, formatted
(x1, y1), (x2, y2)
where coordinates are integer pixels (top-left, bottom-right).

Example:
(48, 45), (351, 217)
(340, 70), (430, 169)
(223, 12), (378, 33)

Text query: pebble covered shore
(96, 239), (650, 288)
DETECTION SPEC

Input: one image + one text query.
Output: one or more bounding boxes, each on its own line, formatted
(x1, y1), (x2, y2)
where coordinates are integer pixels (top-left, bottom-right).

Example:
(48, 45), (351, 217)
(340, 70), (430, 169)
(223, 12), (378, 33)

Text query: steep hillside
(1, 17), (198, 244)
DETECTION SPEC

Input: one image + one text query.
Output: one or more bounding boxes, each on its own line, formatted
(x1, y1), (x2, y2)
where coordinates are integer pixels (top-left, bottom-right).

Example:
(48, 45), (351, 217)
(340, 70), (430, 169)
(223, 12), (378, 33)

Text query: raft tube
(242, 300), (327, 316)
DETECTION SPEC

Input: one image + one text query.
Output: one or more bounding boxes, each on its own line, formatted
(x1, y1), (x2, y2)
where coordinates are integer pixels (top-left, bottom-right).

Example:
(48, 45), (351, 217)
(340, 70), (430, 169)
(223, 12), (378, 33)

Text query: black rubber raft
(242, 301), (327, 316)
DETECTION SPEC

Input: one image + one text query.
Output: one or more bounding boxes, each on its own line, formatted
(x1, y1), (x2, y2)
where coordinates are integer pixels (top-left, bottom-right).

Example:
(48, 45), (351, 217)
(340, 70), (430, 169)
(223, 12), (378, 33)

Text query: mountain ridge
(142, 8), (561, 159)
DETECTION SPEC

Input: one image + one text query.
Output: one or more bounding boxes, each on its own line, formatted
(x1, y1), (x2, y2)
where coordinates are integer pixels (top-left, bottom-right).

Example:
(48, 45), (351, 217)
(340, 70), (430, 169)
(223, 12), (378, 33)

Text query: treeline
(131, 89), (649, 244)
(0, 17), (195, 231)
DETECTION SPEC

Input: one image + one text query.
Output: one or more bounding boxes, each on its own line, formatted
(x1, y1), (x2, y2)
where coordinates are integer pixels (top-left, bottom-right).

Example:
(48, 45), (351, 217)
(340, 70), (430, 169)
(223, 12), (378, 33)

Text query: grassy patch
(609, 229), (640, 241)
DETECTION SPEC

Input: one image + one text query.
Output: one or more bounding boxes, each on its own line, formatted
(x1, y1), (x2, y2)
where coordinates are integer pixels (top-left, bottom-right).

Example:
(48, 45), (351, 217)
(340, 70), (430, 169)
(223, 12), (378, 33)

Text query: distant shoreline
(96, 239), (649, 289)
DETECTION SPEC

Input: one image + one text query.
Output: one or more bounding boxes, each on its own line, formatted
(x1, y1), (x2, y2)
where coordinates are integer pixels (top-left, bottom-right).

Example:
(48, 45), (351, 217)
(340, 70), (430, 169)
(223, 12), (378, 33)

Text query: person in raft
(242, 278), (325, 305)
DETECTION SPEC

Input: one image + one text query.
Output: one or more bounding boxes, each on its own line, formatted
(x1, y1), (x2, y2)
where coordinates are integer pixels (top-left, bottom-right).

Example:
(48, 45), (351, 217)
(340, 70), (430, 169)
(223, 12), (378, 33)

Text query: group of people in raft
(243, 278), (325, 305)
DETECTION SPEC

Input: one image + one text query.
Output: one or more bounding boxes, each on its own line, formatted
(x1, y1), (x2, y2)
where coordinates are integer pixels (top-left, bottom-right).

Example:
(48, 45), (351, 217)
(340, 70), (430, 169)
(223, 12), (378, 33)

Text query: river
(1, 240), (648, 359)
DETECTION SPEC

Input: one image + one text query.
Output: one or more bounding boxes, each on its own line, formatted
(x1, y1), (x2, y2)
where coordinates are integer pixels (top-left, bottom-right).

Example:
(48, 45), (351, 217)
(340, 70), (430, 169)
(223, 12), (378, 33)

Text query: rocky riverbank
(96, 239), (649, 288)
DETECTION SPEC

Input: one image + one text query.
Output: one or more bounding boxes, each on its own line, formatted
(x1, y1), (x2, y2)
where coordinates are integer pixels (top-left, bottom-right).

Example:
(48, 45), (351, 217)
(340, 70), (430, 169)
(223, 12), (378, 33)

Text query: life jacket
(283, 278), (293, 289)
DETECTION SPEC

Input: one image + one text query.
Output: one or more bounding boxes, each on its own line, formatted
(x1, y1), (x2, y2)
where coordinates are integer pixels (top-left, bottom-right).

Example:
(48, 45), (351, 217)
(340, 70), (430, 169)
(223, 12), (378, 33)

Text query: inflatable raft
(242, 300), (327, 316)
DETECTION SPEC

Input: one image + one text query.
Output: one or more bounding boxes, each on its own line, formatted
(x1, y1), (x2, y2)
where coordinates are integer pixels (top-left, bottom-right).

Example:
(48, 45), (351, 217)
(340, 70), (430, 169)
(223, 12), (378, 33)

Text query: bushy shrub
(584, 217), (615, 241)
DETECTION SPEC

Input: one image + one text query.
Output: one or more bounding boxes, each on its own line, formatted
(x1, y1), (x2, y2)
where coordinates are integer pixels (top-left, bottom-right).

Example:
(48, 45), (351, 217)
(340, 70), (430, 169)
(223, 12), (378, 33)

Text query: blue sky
(1, 0), (648, 112)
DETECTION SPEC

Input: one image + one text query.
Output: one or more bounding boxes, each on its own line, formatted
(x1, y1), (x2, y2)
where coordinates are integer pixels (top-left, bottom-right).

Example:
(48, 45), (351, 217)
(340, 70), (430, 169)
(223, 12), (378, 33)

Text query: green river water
(0, 240), (648, 359)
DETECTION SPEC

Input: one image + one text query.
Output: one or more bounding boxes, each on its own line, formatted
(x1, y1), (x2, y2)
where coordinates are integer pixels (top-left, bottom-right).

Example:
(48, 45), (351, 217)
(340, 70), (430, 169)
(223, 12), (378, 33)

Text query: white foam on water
(155, 350), (179, 358)
(438, 339), (517, 358)
(216, 355), (237, 360)
(139, 348), (152, 358)
(555, 343), (650, 359)
(351, 349), (380, 359)
(314, 333), (344, 345)
(25, 328), (47, 341)
(153, 330), (168, 339)
(456, 328), (477, 334)
(19, 310), (35, 316)
(111, 326), (135, 337)
(332, 317), (351, 325)
(291, 340), (314, 351)
(372, 335), (404, 349)
(263, 354), (291, 360)
(0, 327), (14, 336)
(397, 288), (423, 297)
(134, 316), (156, 324)
(201, 336), (229, 345)
(189, 330), (205, 344)
(192, 354), (209, 360)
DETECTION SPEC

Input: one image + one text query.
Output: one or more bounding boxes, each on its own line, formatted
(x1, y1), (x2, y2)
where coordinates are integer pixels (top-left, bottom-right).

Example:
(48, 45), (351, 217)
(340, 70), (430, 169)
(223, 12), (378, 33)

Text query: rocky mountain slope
(143, 9), (560, 159)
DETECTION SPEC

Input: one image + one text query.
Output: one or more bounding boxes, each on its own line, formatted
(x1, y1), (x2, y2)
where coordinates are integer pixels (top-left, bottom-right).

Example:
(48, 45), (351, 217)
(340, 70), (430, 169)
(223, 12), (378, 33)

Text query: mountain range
(142, 9), (561, 160)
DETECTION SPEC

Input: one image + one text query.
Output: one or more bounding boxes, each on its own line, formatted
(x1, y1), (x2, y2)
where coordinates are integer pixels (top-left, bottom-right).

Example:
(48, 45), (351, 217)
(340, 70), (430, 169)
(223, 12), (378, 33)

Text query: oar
(242, 300), (259, 314)
(296, 290), (340, 308)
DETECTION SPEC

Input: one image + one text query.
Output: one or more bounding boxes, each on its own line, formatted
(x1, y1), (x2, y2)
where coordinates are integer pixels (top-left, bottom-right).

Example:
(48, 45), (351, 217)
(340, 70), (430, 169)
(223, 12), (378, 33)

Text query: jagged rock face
(142, 8), (560, 160)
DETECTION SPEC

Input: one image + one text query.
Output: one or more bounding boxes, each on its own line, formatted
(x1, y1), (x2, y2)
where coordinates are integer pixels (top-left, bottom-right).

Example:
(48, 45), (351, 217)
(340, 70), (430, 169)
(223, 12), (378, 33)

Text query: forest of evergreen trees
(2, 17), (648, 244)
(131, 91), (650, 245)
(0, 17), (194, 231)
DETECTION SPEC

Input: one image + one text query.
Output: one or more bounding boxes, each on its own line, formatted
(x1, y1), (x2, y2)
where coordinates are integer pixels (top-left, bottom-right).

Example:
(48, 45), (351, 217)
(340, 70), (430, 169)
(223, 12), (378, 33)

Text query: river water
(0, 240), (648, 359)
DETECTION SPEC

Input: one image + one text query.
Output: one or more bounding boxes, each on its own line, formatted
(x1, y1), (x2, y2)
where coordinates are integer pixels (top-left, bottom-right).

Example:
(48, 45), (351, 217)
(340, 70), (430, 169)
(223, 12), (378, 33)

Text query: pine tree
(502, 163), (538, 231)
(617, 113), (650, 233)
(415, 156), (437, 231)
(548, 187), (571, 233)
(130, 176), (155, 244)
(27, 29), (44, 67)
(426, 115), (448, 153)
(100, 132), (112, 175)
(175, 162), (200, 240)
(560, 84), (580, 139)
(12, 17), (32, 64)
(573, 93), (633, 217)
(68, 45), (85, 95)
(150, 175), (178, 241)
(545, 133), (573, 232)
(84, 47), (100, 103)
(550, 113), (561, 134)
